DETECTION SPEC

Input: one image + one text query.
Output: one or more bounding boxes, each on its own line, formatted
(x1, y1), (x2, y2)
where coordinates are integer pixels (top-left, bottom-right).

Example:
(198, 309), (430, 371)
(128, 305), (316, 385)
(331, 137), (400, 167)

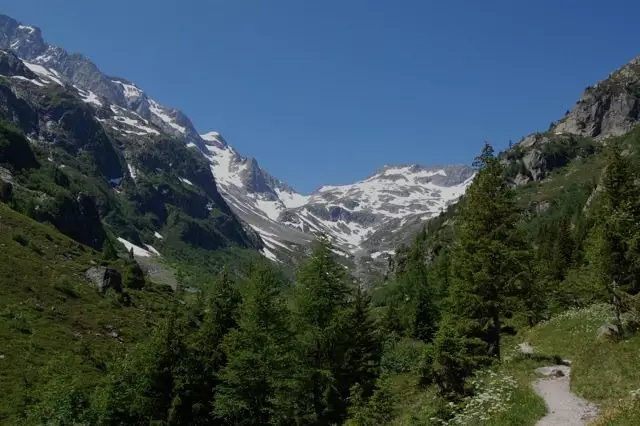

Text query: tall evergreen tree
(171, 268), (241, 424)
(214, 263), (298, 425)
(294, 234), (351, 424)
(330, 288), (382, 419)
(387, 229), (440, 342)
(441, 143), (527, 362)
(92, 310), (187, 425)
(593, 141), (640, 333)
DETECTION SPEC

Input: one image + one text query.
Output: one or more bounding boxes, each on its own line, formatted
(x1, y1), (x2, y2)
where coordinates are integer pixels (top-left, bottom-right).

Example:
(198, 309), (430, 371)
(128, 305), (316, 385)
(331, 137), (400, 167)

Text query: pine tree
(214, 263), (298, 425)
(171, 268), (240, 425)
(594, 141), (640, 334)
(388, 229), (440, 342)
(380, 301), (404, 338)
(421, 316), (486, 397)
(293, 234), (351, 423)
(345, 381), (394, 426)
(330, 288), (382, 420)
(405, 229), (439, 342)
(442, 143), (527, 362)
(102, 239), (118, 261)
(92, 310), (187, 424)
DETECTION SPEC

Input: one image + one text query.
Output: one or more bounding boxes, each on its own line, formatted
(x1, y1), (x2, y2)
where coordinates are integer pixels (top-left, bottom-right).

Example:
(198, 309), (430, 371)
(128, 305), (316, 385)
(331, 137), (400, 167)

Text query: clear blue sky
(4, 1), (640, 193)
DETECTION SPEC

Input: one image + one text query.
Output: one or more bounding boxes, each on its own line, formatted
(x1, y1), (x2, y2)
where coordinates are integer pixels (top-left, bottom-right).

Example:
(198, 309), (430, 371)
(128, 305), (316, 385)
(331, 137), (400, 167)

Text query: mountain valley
(4, 9), (640, 426)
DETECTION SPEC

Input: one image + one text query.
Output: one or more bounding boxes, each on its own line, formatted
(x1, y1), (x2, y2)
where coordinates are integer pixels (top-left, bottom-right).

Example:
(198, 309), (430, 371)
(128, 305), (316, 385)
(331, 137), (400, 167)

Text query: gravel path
(533, 364), (599, 426)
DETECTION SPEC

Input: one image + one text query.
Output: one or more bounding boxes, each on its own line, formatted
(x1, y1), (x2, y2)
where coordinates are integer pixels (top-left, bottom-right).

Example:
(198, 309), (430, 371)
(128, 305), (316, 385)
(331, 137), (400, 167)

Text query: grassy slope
(386, 304), (640, 425)
(473, 304), (640, 425)
(0, 201), (176, 423)
(521, 305), (640, 425)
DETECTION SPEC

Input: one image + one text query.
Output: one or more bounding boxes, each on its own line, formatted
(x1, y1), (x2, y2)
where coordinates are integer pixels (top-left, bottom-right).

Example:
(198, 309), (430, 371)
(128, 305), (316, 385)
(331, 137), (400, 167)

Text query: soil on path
(533, 364), (599, 426)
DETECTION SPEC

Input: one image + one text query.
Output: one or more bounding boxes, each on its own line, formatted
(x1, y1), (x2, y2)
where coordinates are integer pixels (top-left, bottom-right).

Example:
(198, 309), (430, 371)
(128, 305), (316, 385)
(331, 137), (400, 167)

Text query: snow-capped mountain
(0, 14), (474, 263)
(198, 130), (475, 256)
(279, 164), (474, 254)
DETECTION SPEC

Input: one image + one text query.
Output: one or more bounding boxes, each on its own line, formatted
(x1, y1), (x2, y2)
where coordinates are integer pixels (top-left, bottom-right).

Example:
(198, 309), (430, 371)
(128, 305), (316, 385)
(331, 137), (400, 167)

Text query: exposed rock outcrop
(85, 266), (122, 293)
(553, 56), (640, 139)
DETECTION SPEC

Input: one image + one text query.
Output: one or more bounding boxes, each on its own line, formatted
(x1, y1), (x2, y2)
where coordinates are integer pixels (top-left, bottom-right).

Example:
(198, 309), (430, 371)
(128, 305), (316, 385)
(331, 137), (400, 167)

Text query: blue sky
(4, 1), (640, 193)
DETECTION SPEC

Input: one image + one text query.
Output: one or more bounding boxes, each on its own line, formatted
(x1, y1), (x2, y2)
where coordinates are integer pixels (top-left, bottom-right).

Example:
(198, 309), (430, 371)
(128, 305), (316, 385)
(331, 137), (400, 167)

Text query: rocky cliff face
(553, 56), (640, 139)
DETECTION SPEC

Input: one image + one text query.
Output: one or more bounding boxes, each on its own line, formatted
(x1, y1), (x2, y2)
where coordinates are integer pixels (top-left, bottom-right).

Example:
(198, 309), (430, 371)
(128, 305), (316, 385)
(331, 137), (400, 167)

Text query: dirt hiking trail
(532, 363), (599, 426)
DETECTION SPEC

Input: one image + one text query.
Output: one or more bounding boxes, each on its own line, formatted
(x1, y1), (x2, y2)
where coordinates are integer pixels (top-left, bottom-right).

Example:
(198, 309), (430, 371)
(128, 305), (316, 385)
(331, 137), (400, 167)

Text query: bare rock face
(554, 56), (640, 139)
(85, 267), (122, 294)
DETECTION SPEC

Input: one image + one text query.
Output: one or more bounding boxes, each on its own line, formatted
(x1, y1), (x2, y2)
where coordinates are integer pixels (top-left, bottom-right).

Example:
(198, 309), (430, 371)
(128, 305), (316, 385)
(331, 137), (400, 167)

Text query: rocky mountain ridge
(552, 55), (640, 139)
(0, 13), (476, 263)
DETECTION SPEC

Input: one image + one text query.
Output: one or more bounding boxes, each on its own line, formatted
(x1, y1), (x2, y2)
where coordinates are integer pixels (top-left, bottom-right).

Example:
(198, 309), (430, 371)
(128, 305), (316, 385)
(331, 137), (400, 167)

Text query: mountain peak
(200, 131), (228, 148)
(553, 53), (640, 139)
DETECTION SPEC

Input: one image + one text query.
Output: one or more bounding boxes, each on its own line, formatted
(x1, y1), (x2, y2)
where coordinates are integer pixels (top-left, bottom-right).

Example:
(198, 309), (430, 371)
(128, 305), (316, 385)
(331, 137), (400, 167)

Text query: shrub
(12, 232), (28, 246)
(124, 261), (145, 290)
(380, 337), (426, 376)
(0, 180), (12, 201)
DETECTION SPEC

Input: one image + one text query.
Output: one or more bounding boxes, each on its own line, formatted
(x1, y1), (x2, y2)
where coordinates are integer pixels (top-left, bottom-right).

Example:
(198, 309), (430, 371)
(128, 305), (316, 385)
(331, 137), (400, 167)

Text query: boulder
(517, 342), (535, 355)
(597, 323), (620, 341)
(85, 266), (122, 293)
(535, 365), (570, 377)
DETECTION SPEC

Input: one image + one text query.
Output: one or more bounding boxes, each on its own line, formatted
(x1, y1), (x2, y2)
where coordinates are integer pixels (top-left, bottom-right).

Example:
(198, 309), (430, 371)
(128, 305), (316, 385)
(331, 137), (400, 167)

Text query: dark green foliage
(330, 288), (382, 418)
(292, 236), (383, 424)
(101, 239), (118, 261)
(181, 268), (240, 424)
(214, 263), (299, 425)
(0, 180), (12, 201)
(124, 260), (145, 289)
(346, 381), (394, 426)
(380, 337), (426, 376)
(588, 142), (640, 333)
(445, 144), (528, 361)
(0, 120), (39, 171)
(378, 229), (442, 343)
(91, 311), (188, 424)
(421, 317), (486, 397)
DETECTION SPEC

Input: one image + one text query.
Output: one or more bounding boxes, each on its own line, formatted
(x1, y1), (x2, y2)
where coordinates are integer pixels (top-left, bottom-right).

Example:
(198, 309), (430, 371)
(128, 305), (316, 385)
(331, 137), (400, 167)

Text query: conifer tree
(93, 310), (187, 425)
(439, 143), (526, 363)
(594, 141), (640, 333)
(388, 229), (440, 342)
(294, 234), (351, 423)
(214, 263), (298, 425)
(330, 288), (382, 419)
(173, 267), (240, 424)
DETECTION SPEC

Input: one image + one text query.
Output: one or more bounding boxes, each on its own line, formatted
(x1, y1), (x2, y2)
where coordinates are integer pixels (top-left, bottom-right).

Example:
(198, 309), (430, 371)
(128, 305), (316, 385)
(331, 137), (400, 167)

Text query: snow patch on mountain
(76, 87), (103, 106)
(202, 135), (248, 188)
(149, 99), (186, 134)
(114, 80), (143, 100)
(23, 61), (63, 85)
(276, 188), (309, 208)
(253, 197), (283, 221)
(17, 25), (35, 34)
(117, 237), (155, 257)
(8, 74), (44, 86)
(261, 246), (280, 262)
